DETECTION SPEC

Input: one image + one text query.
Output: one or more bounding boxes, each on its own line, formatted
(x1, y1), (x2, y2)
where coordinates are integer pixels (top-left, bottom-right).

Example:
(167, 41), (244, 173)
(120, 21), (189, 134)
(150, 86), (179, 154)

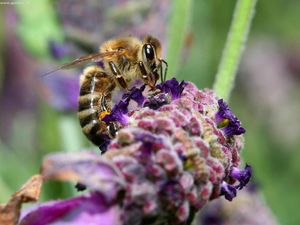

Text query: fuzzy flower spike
(19, 78), (251, 225)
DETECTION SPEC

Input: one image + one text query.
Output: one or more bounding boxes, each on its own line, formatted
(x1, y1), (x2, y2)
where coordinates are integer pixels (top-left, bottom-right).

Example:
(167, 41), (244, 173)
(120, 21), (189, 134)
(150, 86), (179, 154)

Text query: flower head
(19, 78), (250, 225)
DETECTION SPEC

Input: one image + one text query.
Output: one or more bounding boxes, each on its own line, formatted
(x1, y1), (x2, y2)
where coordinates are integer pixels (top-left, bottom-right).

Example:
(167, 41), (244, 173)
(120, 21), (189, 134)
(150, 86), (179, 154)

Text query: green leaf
(15, 0), (64, 58)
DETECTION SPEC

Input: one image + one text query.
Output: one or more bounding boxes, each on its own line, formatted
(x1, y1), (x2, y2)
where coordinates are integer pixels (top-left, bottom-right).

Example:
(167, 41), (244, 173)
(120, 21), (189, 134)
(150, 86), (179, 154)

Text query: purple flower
(20, 192), (122, 225)
(19, 79), (250, 225)
(42, 73), (80, 112)
(48, 40), (70, 59)
(230, 164), (252, 190)
(219, 165), (252, 201)
(103, 86), (146, 125)
(122, 85), (146, 106)
(220, 181), (237, 201)
(98, 134), (111, 153)
(199, 184), (280, 225)
(143, 93), (171, 110)
(156, 77), (187, 99)
(102, 100), (129, 126)
(215, 99), (246, 137)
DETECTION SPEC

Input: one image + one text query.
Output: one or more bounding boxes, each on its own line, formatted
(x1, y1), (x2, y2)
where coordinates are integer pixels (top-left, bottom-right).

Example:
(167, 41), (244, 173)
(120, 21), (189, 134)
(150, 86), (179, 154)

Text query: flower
(230, 164), (252, 190)
(215, 99), (246, 137)
(19, 78), (250, 225)
(143, 92), (171, 110)
(198, 183), (280, 225)
(156, 77), (187, 99)
(122, 85), (146, 106)
(20, 192), (122, 225)
(48, 40), (70, 59)
(102, 100), (129, 125)
(220, 181), (237, 201)
(42, 73), (80, 112)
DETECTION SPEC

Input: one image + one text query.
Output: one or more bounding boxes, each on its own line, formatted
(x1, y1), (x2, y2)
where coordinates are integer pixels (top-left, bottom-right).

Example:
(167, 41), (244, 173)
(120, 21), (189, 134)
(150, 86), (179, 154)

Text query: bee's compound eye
(143, 44), (155, 61)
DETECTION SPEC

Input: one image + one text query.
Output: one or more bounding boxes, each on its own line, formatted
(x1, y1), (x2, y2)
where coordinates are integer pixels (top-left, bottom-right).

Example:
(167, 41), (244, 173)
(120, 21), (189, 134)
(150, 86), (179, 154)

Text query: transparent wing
(41, 51), (120, 77)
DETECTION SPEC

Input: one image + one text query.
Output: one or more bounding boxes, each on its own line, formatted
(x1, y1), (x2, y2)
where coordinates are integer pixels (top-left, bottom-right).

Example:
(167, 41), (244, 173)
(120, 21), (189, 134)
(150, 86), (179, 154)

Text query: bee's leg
(98, 95), (110, 119)
(158, 59), (168, 82)
(107, 122), (120, 138)
(99, 96), (120, 138)
(108, 61), (128, 90)
(137, 61), (157, 89)
(138, 61), (148, 81)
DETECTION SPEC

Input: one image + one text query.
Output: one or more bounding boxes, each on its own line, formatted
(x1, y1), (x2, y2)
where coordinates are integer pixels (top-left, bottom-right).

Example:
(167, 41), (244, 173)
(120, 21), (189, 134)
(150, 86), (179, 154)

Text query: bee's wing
(41, 51), (119, 77)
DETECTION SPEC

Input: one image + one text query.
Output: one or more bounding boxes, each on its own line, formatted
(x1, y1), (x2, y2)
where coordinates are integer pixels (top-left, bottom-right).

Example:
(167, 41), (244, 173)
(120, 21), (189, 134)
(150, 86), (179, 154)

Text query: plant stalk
(213, 0), (258, 101)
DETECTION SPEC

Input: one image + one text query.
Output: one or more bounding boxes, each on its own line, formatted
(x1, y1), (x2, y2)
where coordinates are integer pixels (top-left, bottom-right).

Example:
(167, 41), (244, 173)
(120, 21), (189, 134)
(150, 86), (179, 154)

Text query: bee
(44, 36), (168, 150)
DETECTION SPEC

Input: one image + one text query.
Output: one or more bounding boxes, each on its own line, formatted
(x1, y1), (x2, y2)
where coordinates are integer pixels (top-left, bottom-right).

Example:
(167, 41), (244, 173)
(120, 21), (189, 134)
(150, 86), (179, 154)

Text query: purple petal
(98, 134), (111, 153)
(19, 192), (122, 225)
(143, 93), (170, 110)
(230, 164), (252, 190)
(220, 181), (237, 201)
(122, 85), (146, 106)
(216, 99), (246, 136)
(41, 151), (125, 198)
(102, 100), (129, 125)
(156, 77), (187, 99)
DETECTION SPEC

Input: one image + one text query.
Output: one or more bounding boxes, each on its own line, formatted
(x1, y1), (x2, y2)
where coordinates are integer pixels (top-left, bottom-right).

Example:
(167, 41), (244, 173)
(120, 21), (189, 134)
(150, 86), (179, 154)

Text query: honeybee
(44, 36), (168, 151)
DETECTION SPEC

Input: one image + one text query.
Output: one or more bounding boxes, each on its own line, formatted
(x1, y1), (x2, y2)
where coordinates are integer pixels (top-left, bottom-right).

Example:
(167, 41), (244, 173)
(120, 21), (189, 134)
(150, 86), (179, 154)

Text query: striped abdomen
(78, 66), (115, 147)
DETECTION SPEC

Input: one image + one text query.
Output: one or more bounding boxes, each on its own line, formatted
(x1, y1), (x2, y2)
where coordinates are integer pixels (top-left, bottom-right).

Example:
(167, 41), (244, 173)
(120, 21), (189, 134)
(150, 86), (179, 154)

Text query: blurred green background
(1, 1), (300, 225)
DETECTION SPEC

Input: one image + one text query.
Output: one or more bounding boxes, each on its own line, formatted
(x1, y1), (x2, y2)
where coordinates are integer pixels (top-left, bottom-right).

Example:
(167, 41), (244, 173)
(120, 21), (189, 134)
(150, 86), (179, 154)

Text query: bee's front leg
(137, 61), (157, 90)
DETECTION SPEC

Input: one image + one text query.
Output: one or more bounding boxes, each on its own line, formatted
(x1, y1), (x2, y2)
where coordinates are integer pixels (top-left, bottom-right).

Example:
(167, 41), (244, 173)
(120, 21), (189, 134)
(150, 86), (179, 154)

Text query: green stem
(213, 0), (257, 101)
(166, 0), (193, 78)
(58, 115), (83, 152)
(58, 115), (84, 196)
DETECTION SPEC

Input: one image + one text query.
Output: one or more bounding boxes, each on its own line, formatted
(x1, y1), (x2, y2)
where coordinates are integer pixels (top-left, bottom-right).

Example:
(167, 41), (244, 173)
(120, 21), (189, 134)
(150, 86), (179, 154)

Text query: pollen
(99, 110), (110, 119)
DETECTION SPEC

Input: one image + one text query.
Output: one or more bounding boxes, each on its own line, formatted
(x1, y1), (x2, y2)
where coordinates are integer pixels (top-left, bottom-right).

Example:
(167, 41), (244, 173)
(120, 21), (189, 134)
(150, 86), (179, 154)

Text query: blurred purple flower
(240, 40), (300, 146)
(56, 0), (170, 50)
(42, 74), (80, 112)
(198, 184), (279, 225)
(20, 192), (122, 225)
(19, 78), (250, 225)
(49, 40), (71, 59)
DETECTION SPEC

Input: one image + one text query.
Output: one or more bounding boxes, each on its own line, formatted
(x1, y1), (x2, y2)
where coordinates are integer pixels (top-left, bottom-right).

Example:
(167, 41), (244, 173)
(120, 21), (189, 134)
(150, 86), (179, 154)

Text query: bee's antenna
(40, 68), (62, 78)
